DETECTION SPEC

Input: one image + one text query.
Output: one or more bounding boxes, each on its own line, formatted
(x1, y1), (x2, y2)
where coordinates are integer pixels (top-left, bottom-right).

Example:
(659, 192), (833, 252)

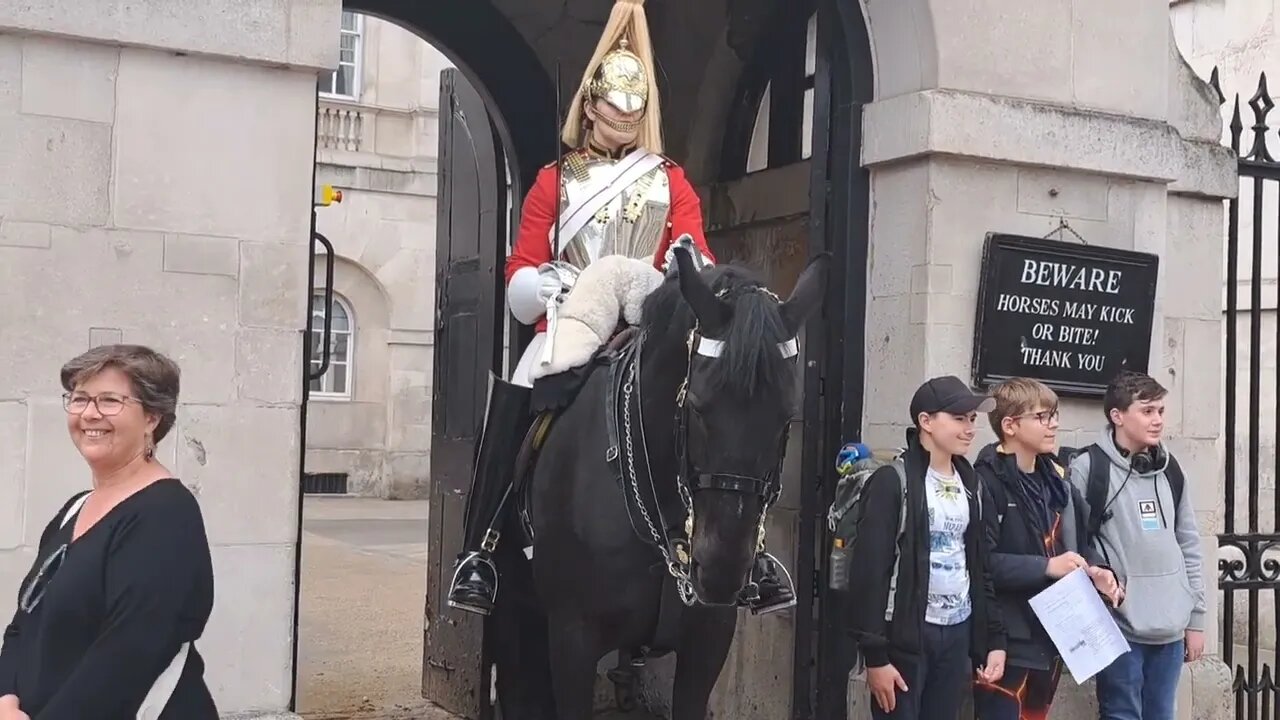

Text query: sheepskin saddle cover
(529, 255), (663, 381)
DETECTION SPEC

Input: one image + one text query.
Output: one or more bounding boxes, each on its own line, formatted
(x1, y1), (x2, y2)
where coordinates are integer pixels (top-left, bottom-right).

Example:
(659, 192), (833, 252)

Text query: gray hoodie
(1068, 428), (1205, 645)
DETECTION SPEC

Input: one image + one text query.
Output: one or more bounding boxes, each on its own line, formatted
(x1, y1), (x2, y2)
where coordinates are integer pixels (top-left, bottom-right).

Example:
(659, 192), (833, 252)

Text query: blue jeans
(1095, 639), (1184, 720)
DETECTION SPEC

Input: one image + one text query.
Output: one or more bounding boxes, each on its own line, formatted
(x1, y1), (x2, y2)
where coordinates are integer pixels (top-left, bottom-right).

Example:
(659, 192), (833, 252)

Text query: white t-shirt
(924, 465), (972, 626)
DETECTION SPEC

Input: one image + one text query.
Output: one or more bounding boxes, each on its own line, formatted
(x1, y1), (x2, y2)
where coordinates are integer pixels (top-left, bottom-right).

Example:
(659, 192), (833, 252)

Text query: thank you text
(971, 234), (1158, 397)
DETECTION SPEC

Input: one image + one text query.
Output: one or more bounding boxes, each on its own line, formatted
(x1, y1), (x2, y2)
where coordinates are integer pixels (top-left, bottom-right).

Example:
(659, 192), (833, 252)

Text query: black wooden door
(423, 67), (507, 719)
(805, 1), (873, 717)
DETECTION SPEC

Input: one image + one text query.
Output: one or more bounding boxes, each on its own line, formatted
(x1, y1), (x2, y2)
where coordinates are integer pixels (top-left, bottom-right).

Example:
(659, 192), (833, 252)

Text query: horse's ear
(779, 252), (831, 337)
(675, 246), (729, 334)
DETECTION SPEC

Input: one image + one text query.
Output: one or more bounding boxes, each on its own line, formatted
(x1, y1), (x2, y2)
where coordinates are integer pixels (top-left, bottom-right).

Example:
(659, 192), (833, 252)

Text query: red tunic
(505, 157), (715, 332)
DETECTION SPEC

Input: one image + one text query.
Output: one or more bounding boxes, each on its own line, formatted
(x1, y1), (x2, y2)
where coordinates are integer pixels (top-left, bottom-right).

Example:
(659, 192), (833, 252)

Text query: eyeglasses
(1013, 409), (1061, 427)
(62, 392), (137, 416)
(19, 543), (67, 613)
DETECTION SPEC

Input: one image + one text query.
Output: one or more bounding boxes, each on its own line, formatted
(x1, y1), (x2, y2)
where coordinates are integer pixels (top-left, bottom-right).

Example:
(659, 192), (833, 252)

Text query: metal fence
(1218, 68), (1280, 720)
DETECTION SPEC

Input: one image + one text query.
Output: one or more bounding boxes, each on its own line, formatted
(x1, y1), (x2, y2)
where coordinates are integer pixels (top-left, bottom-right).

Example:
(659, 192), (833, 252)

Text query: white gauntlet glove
(535, 265), (564, 304)
(535, 262), (581, 366)
(662, 234), (714, 276)
(507, 262), (581, 325)
(536, 262), (579, 301)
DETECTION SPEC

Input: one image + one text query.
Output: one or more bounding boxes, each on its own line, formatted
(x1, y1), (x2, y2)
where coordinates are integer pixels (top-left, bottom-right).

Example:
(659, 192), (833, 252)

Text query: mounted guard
(447, 0), (797, 618)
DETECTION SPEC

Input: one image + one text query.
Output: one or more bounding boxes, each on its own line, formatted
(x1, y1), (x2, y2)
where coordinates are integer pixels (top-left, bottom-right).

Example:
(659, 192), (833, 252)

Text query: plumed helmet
(561, 0), (664, 153)
(588, 39), (649, 114)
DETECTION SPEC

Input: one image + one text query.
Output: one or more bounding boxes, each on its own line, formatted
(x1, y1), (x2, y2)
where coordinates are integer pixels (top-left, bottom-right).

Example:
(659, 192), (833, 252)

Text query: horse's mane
(640, 265), (797, 405)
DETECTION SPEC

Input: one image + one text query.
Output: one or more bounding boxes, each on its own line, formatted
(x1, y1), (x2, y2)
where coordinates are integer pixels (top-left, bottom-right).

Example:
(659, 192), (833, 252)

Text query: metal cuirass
(554, 150), (671, 270)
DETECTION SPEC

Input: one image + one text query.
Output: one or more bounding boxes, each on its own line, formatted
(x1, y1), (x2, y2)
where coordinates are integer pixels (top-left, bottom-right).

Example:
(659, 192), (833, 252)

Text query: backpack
(827, 443), (907, 594)
(1060, 444), (1185, 539)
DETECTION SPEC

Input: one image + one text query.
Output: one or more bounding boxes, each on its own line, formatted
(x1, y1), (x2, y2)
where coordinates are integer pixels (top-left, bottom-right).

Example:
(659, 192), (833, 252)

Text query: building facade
(307, 13), (452, 500)
(0, 1), (1238, 718)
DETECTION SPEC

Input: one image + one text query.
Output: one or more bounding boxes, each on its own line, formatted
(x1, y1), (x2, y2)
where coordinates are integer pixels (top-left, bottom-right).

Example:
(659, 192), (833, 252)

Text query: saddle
(529, 325), (639, 414)
(513, 325), (642, 545)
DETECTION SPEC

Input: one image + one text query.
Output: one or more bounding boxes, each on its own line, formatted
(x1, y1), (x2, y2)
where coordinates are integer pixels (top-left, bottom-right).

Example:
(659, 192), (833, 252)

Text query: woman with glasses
(0, 344), (216, 719)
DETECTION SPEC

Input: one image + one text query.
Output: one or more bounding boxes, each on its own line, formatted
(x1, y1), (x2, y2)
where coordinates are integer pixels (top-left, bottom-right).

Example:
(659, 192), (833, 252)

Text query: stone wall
(0, 1), (338, 715)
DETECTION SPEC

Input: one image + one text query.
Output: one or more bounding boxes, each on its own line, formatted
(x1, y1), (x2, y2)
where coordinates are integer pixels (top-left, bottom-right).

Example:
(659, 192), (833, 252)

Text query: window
(802, 13), (816, 160)
(744, 13), (818, 172)
(318, 12), (363, 99)
(309, 293), (354, 398)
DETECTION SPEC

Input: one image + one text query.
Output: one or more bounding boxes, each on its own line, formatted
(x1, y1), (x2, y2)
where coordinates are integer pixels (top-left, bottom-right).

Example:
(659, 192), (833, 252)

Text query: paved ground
(297, 496), (661, 720)
(297, 496), (456, 719)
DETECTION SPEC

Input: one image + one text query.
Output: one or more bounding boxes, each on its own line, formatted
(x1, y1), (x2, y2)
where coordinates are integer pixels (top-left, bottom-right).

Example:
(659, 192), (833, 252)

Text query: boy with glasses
(972, 378), (1122, 720)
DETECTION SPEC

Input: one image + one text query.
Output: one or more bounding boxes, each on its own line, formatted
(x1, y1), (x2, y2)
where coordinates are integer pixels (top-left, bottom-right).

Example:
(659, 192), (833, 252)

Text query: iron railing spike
(1231, 95), (1244, 155)
(1211, 66), (1226, 105)
(1247, 75), (1275, 161)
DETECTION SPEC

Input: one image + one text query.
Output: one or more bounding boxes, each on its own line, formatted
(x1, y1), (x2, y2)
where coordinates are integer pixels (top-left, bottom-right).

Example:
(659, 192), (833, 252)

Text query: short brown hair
(1104, 371), (1166, 426)
(988, 377), (1058, 437)
(60, 344), (181, 443)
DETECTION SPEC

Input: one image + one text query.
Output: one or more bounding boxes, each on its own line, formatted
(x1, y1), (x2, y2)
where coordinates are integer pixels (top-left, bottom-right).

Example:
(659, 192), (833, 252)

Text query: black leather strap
(691, 473), (772, 496)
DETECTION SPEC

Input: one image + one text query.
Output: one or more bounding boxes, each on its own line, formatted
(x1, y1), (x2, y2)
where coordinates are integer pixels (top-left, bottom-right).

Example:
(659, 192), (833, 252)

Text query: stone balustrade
(315, 99), (437, 165)
(317, 101), (364, 151)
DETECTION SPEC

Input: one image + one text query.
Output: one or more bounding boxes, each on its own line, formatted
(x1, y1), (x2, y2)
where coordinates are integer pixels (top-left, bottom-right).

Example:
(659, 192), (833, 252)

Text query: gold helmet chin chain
(593, 111), (643, 134)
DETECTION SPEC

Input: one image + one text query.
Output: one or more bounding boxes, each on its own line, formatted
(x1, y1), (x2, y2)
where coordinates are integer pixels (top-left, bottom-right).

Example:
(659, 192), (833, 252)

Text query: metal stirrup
(450, 551), (498, 598)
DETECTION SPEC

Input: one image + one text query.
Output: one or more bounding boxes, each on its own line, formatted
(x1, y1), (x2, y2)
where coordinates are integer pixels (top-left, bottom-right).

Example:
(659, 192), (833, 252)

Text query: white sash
(554, 150), (666, 256)
(57, 493), (192, 720)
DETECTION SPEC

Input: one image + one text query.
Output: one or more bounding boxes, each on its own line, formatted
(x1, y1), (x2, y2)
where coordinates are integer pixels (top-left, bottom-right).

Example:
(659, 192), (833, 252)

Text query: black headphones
(1115, 435), (1166, 474)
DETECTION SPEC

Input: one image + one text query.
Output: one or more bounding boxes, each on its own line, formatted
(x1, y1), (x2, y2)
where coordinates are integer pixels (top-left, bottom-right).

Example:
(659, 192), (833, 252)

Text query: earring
(144, 433), (156, 461)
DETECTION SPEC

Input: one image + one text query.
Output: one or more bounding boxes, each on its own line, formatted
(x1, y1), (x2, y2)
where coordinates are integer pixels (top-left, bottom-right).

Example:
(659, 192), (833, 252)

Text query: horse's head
(668, 246), (829, 605)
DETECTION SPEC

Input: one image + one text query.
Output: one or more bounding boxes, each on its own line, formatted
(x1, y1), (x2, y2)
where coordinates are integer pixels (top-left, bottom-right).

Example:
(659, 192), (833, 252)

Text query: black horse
(488, 246), (827, 719)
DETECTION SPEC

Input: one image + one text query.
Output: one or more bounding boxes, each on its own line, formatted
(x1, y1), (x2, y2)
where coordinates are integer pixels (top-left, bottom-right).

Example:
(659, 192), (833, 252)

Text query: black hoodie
(974, 442), (1103, 671)
(847, 428), (1006, 669)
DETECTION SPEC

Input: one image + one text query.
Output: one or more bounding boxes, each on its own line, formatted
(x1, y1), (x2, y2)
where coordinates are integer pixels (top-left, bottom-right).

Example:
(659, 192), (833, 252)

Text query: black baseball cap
(909, 375), (996, 423)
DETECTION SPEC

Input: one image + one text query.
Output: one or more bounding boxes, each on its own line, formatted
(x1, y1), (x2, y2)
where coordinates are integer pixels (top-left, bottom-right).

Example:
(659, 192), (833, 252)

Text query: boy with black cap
(848, 375), (1007, 719)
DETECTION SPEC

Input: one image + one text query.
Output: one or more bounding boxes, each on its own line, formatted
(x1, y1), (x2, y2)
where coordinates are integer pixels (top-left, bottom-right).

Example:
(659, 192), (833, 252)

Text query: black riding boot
(740, 551), (797, 616)
(447, 376), (533, 617)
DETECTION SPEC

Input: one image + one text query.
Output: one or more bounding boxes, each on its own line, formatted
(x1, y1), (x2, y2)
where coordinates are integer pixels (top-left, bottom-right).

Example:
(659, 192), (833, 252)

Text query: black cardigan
(847, 429), (1006, 669)
(0, 479), (217, 718)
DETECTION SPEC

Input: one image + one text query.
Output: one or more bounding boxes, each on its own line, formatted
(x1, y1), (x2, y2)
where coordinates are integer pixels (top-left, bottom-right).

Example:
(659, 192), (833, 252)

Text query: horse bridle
(663, 287), (799, 602)
(672, 330), (796, 504)
(614, 286), (799, 607)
